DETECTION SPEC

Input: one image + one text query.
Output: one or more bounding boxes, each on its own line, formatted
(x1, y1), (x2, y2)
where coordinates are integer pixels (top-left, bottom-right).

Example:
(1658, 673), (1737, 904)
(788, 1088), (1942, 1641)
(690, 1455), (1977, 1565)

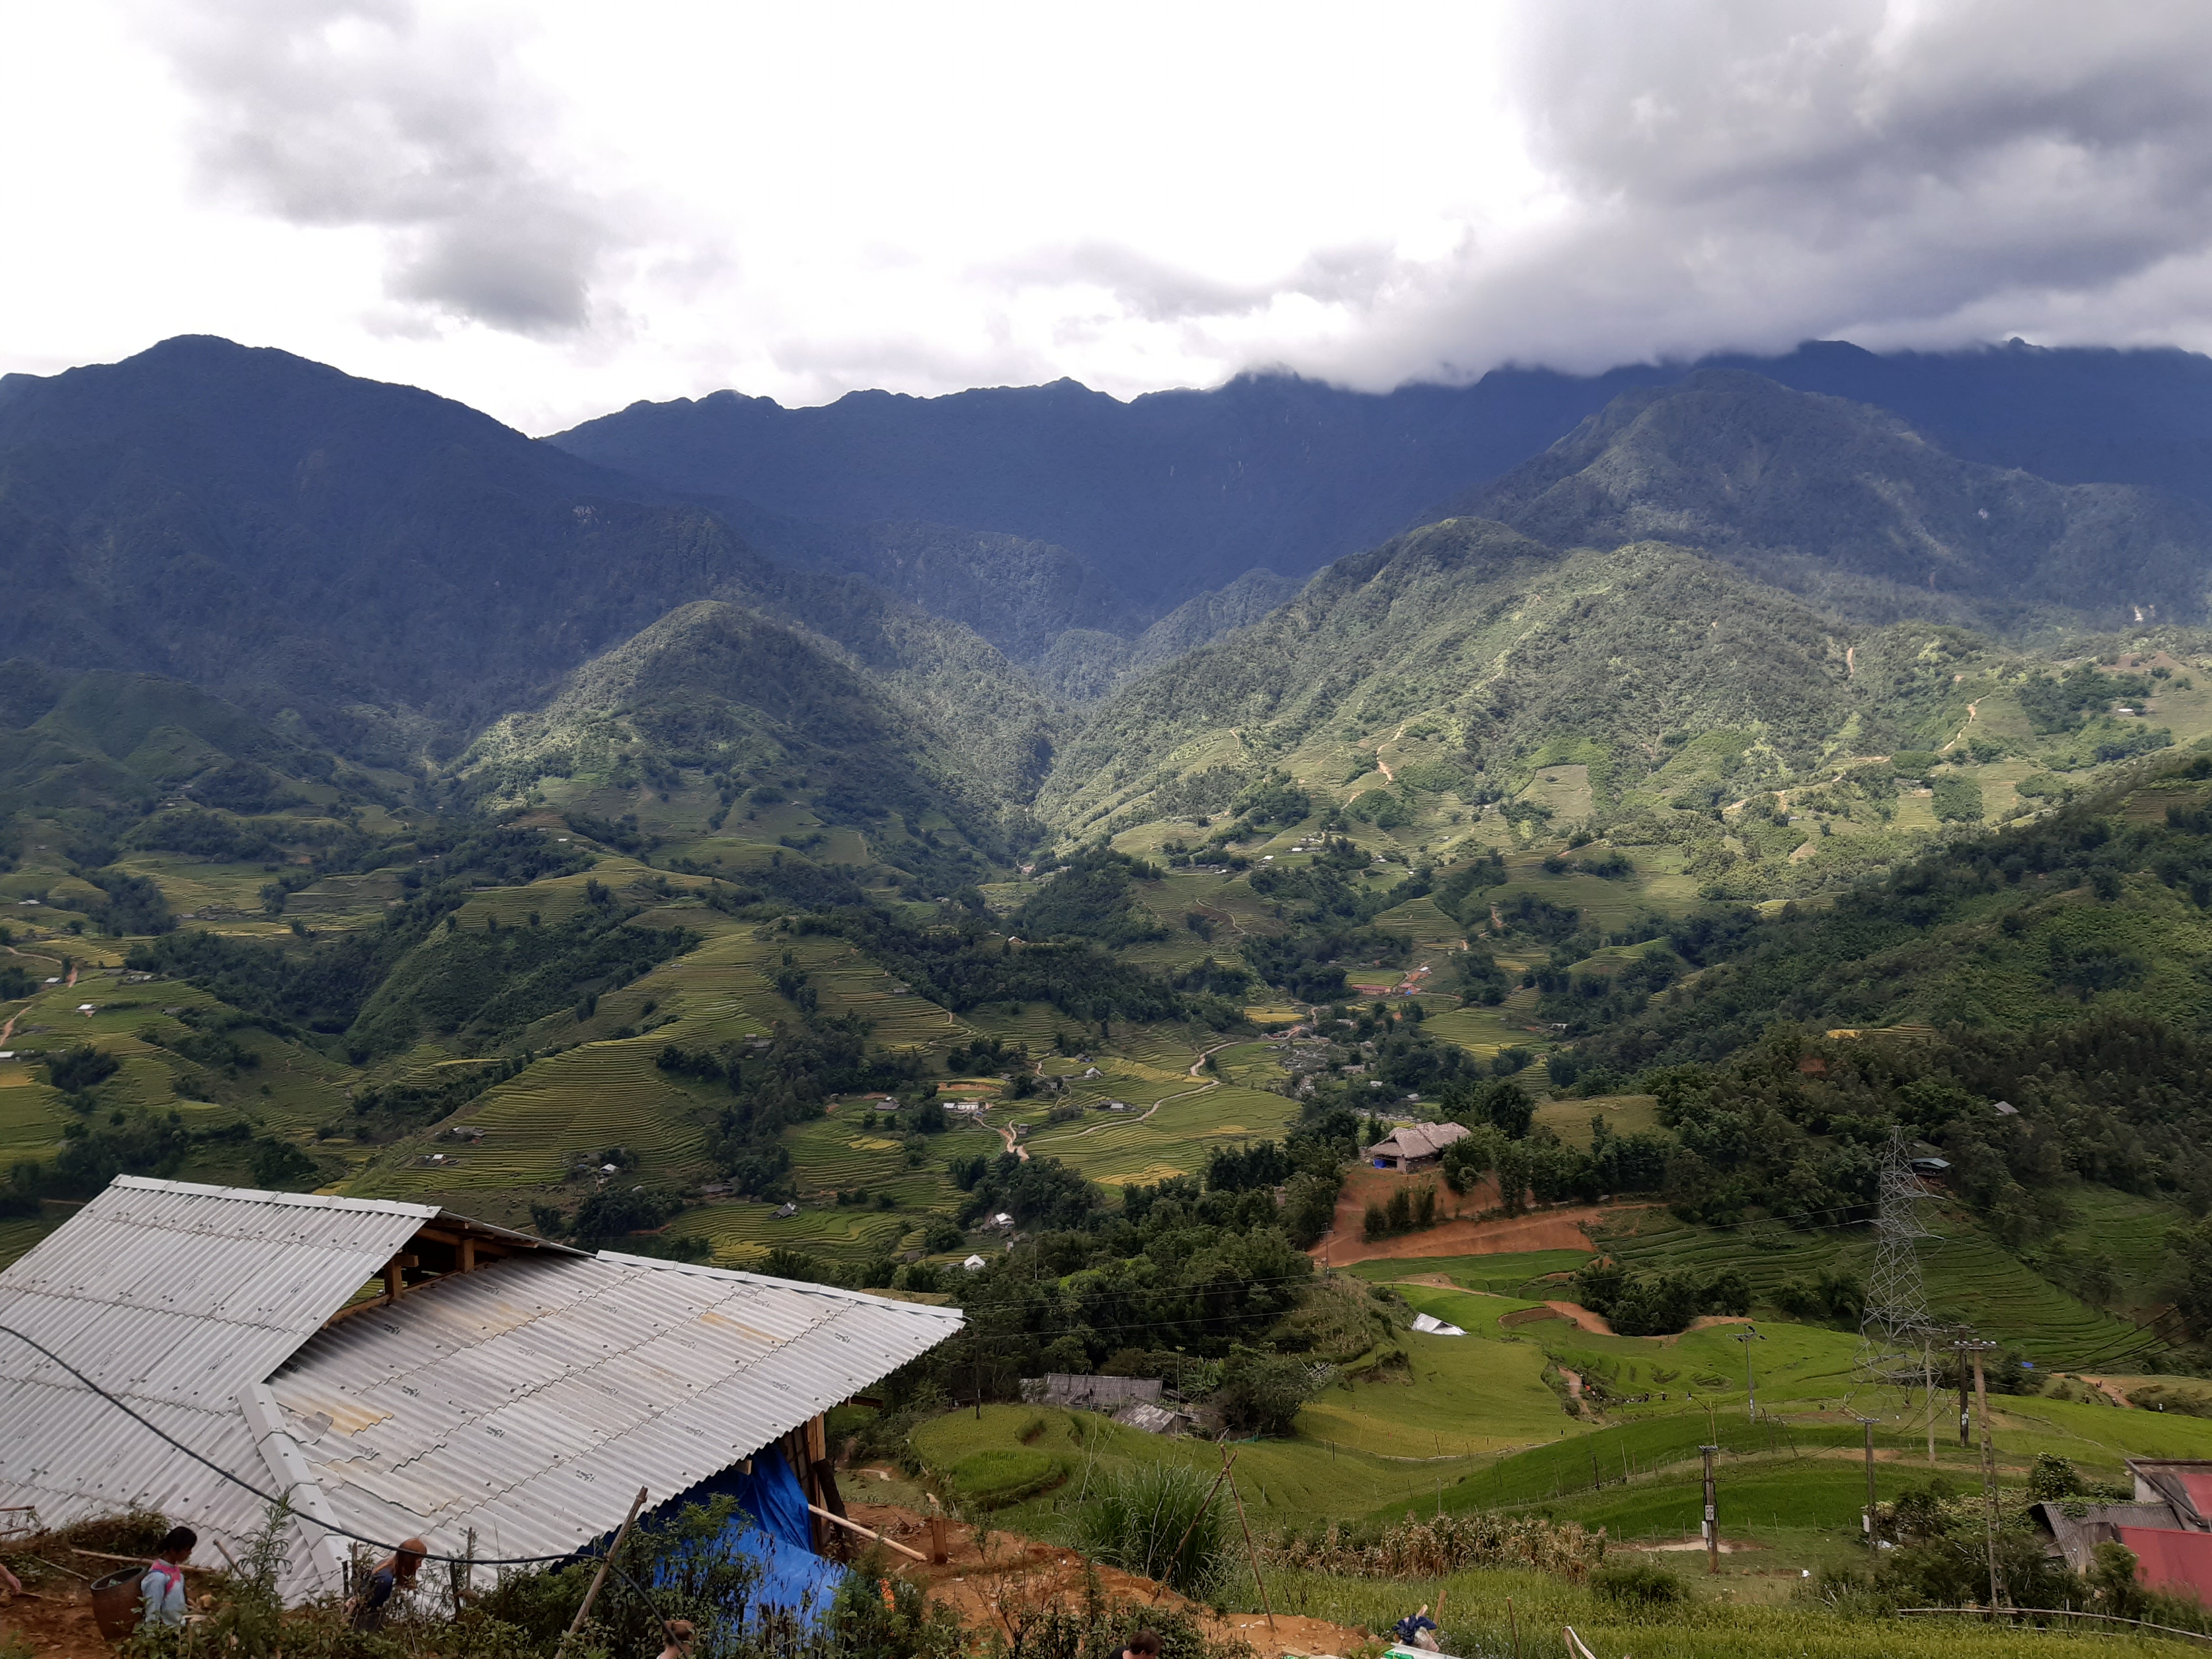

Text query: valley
(12, 335), (2212, 1651)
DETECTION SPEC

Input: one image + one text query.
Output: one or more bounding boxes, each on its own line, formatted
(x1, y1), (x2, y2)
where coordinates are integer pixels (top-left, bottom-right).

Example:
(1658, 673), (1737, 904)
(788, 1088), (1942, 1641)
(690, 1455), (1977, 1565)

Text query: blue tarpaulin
(647, 1450), (848, 1625)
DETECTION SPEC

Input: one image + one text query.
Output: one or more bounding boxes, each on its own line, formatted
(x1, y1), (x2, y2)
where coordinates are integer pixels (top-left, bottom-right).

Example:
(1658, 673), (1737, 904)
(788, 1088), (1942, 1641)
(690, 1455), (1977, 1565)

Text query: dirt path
(991, 1120), (1030, 1162)
(1845, 645), (1857, 677)
(1545, 1301), (1613, 1335)
(1046, 1052), (1226, 1145)
(2080, 1374), (2136, 1408)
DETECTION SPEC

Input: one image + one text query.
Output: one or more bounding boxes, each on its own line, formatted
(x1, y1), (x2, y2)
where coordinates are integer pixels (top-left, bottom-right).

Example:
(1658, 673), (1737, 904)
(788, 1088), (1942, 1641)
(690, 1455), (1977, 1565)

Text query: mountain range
(5, 333), (2212, 855)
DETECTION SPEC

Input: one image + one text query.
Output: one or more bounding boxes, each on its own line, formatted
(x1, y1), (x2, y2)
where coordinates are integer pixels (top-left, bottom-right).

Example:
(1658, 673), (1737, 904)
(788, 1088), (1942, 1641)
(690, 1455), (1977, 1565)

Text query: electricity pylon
(1855, 1130), (1938, 1397)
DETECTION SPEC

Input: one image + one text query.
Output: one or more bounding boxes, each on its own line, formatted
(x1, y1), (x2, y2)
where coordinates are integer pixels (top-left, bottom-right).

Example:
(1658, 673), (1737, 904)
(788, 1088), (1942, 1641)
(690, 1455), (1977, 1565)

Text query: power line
(3, 1322), (674, 1571)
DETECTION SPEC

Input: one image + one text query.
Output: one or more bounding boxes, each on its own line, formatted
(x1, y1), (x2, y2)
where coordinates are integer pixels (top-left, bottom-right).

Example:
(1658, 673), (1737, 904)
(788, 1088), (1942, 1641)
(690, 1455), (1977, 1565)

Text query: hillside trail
(64, 965), (76, 987)
(991, 1120), (1029, 1162)
(1373, 720), (1407, 783)
(0, 1011), (17, 1045)
(1044, 1042), (1234, 1145)
(1188, 894), (1249, 938)
(841, 1500), (1365, 1659)
(2079, 1375), (2136, 1408)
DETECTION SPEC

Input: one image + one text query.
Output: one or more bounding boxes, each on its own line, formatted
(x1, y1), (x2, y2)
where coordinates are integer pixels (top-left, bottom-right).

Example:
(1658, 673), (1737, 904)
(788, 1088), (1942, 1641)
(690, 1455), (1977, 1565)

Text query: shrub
(1592, 1562), (1685, 1608)
(46, 1045), (119, 1094)
(1072, 1463), (1234, 1596)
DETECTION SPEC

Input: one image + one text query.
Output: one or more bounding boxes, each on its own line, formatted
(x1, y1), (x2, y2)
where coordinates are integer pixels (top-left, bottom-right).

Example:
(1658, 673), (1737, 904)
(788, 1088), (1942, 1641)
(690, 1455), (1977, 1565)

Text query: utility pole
(1736, 1325), (1767, 1421)
(1957, 1354), (1972, 1448)
(1924, 1344), (1937, 1467)
(1700, 1444), (1719, 1576)
(1955, 1339), (2002, 1610)
(1858, 1417), (1878, 1547)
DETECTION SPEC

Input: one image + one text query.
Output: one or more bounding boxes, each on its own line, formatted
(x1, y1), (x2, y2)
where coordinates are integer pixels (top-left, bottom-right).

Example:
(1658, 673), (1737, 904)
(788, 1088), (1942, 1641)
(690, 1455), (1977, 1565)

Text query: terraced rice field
(2049, 1183), (2187, 1295)
(1348, 1248), (1594, 1297)
(1018, 1081), (1298, 1184)
(353, 1037), (715, 1195)
(913, 1404), (1488, 1534)
(670, 1196), (922, 1266)
(0, 1213), (55, 1270)
(114, 854), (278, 918)
(1594, 1206), (2156, 1367)
(782, 1113), (970, 1210)
(0, 1061), (65, 1163)
(1298, 1323), (1585, 1458)
(1424, 1001), (1553, 1060)
(1531, 1094), (1662, 1147)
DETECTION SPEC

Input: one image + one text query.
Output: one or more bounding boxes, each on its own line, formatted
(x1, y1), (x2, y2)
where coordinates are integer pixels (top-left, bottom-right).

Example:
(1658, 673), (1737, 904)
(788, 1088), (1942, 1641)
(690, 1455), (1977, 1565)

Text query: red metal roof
(2117, 1526), (2212, 1599)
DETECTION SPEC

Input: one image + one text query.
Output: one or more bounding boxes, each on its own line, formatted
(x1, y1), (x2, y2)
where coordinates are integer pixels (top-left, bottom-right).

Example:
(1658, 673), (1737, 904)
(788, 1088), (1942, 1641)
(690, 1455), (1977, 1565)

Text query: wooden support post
(1860, 1417), (1877, 1547)
(1972, 1343), (2001, 1610)
(1221, 1450), (1274, 1634)
(561, 1486), (647, 1652)
(460, 1237), (477, 1274)
(1924, 1345), (1937, 1468)
(928, 1515), (948, 1566)
(1700, 1444), (1719, 1576)
(1147, 1450), (1234, 1604)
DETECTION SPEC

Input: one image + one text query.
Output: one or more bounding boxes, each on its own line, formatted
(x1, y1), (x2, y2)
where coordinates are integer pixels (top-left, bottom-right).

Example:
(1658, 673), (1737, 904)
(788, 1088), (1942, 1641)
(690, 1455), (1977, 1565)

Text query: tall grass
(1239, 1563), (2169, 1659)
(1072, 1464), (1235, 1598)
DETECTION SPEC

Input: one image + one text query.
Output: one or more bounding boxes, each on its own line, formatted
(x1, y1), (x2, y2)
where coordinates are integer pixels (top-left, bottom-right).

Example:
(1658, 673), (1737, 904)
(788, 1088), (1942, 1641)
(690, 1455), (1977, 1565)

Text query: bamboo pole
(1221, 1451), (1275, 1634)
(562, 1486), (648, 1650)
(805, 1503), (927, 1563)
(1146, 1449), (1236, 1604)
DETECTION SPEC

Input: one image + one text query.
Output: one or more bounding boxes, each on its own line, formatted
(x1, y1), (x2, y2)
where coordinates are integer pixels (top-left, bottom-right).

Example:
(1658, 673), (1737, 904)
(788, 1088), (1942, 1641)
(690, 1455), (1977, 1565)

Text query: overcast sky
(8, 1), (2212, 433)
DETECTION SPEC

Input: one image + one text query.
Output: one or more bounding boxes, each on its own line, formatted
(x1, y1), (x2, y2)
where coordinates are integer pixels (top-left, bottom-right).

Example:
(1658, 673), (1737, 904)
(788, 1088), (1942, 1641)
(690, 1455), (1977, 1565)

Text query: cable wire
(3, 1321), (649, 1569)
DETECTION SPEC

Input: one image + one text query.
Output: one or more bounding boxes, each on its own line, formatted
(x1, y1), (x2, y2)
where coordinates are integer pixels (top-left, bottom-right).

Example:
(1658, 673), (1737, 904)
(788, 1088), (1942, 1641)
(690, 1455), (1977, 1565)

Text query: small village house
(1365, 1120), (1469, 1172)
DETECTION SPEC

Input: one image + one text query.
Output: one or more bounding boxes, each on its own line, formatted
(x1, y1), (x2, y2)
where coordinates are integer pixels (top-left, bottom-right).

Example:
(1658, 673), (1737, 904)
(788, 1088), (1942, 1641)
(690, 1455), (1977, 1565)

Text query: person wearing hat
(656, 1618), (696, 1659)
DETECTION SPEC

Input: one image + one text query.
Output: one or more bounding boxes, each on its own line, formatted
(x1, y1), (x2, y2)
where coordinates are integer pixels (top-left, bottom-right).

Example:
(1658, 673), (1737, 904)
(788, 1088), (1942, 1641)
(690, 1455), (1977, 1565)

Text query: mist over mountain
(550, 340), (2212, 616)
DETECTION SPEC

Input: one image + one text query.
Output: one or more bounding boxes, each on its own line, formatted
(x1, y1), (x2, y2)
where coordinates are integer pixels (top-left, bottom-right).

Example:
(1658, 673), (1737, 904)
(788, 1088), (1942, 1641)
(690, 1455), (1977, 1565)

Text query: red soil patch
(842, 1503), (1363, 1659)
(1311, 1165), (1643, 1265)
(1543, 1300), (1613, 1335)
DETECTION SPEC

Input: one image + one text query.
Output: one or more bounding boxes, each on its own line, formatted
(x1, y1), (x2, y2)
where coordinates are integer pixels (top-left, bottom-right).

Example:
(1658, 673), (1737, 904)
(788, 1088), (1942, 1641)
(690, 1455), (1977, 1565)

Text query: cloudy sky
(7, 0), (2212, 433)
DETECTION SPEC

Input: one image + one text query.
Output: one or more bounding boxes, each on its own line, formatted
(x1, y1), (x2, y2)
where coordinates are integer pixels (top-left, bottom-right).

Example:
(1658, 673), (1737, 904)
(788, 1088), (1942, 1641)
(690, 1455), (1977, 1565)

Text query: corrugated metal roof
(267, 1250), (962, 1569)
(0, 1178), (962, 1602)
(0, 1179), (443, 1594)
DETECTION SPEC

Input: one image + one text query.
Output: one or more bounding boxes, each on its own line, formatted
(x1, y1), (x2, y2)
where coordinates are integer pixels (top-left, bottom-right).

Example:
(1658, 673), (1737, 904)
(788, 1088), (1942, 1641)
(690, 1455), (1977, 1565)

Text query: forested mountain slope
(1464, 369), (2212, 629)
(0, 337), (1056, 801)
(1042, 519), (1968, 835)
(550, 341), (2212, 613)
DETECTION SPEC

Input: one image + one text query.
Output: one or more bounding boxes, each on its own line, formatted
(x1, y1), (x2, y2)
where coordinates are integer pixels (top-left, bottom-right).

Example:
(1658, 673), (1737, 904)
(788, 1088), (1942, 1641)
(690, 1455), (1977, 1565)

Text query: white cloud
(3, 1), (2212, 430)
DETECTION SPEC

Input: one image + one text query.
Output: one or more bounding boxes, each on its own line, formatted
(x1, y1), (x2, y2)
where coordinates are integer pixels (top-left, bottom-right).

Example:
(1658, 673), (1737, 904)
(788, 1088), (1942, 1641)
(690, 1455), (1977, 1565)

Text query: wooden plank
(805, 1504), (925, 1563)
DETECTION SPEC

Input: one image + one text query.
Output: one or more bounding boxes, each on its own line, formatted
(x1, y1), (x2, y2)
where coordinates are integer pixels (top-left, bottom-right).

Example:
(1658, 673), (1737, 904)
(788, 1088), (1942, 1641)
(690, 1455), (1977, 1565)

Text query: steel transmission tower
(1855, 1130), (1937, 1393)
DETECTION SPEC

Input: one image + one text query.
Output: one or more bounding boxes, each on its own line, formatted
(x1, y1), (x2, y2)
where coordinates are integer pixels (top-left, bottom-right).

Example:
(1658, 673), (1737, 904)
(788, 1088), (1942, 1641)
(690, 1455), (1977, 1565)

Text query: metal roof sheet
(0, 1179), (960, 1603)
(267, 1251), (962, 1568)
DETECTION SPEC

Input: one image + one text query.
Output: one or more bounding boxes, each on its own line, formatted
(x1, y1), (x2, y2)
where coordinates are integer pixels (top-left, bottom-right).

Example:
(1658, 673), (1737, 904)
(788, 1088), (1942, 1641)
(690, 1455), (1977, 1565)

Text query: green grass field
(1018, 1082), (1300, 1184)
